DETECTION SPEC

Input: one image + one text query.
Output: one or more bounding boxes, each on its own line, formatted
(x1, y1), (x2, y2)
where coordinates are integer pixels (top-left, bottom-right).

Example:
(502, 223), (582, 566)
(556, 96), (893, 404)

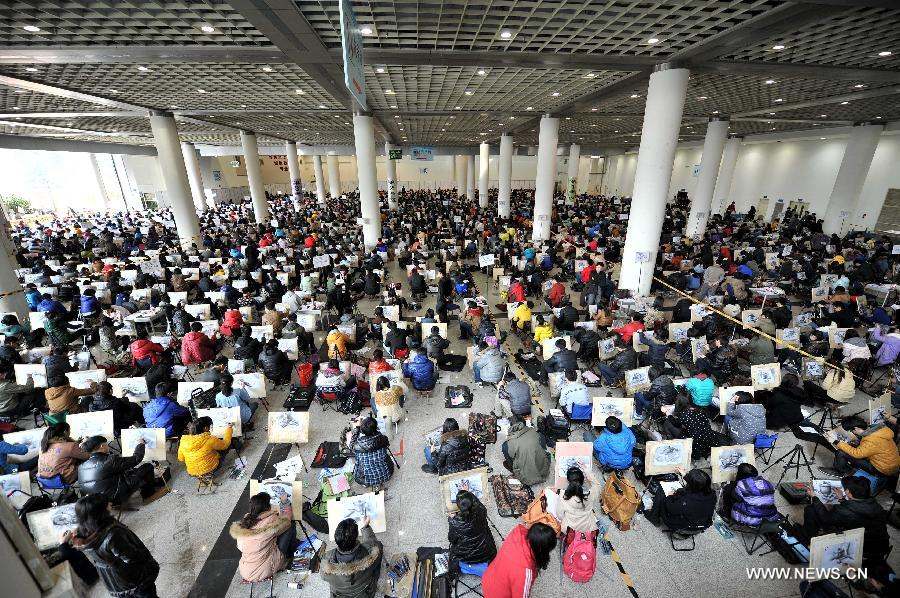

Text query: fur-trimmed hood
(228, 511), (290, 539)
(439, 428), (467, 443)
(321, 542), (382, 576)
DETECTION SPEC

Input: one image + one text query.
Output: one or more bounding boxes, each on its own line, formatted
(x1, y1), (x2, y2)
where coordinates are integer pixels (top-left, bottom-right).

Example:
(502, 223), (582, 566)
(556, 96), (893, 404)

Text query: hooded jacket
(72, 522), (159, 597)
(448, 498), (498, 567)
(142, 396), (190, 438)
(77, 445), (145, 505)
(177, 428), (232, 476)
(730, 476), (778, 527)
(129, 339), (165, 366)
(836, 426), (900, 476)
(402, 353), (437, 390)
(180, 331), (216, 365)
(505, 423), (550, 485)
(45, 384), (93, 414)
(320, 524), (383, 598)
(592, 426), (636, 469)
(229, 510), (291, 583)
(38, 438), (90, 483)
(219, 309), (243, 337)
(482, 524), (537, 598)
(434, 429), (471, 475)
(726, 402), (767, 445)
(500, 379), (532, 416)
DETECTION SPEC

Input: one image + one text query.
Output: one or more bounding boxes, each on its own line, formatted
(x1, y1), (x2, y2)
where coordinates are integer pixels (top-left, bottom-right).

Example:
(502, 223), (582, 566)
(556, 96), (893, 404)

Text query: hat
(82, 435), (108, 451)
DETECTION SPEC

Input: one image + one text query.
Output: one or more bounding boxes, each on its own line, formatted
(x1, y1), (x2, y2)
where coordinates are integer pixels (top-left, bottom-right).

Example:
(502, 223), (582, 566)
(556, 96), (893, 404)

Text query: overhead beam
(0, 45), (292, 65)
(699, 60), (900, 84)
(0, 111), (144, 119)
(0, 134), (157, 155)
(361, 49), (655, 71)
(732, 84), (900, 117)
(0, 119), (150, 137)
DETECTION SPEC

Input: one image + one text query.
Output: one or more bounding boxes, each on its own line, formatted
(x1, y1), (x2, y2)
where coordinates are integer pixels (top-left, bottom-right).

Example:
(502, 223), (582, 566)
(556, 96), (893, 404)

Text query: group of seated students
(0, 183), (898, 598)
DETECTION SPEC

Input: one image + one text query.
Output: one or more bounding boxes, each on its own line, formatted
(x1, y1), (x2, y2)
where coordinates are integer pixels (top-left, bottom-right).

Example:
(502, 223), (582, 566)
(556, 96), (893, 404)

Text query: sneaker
(420, 464), (438, 474)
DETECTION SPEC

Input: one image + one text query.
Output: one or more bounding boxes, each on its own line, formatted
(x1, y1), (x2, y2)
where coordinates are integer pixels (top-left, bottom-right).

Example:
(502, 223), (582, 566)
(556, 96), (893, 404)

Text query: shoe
(142, 484), (171, 505)
(421, 464), (438, 474)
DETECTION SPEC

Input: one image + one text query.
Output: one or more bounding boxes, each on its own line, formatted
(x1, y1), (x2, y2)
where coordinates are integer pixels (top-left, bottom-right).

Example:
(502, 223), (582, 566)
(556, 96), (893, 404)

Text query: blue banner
(410, 146), (434, 161)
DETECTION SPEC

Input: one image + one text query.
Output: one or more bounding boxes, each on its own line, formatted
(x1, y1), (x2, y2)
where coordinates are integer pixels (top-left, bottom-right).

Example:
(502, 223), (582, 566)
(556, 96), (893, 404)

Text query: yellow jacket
(326, 330), (350, 359)
(837, 426), (900, 476)
(512, 304), (532, 329)
(533, 323), (554, 343)
(178, 428), (233, 476)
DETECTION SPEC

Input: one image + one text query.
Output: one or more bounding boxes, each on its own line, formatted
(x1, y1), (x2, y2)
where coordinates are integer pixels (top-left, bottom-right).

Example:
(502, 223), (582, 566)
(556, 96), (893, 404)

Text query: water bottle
(713, 514), (734, 539)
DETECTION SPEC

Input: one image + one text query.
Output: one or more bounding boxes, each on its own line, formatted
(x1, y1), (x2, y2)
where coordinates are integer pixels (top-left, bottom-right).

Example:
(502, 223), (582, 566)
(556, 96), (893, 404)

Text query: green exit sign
(388, 149), (402, 160)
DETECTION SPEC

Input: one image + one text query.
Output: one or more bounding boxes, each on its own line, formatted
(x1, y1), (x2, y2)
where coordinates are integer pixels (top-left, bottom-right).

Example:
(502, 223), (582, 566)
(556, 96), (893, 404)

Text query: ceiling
(0, 1), (897, 152)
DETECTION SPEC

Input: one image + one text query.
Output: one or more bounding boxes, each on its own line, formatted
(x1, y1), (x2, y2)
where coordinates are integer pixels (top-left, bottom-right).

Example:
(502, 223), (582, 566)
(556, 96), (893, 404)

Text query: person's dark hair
(328, 358), (340, 370)
(41, 423), (70, 452)
(372, 349), (384, 360)
(564, 369), (577, 382)
(359, 416), (378, 436)
(376, 376), (391, 392)
(241, 492), (272, 529)
(840, 416), (867, 433)
(735, 463), (758, 481)
(555, 338), (566, 349)
(733, 391), (754, 404)
(75, 493), (115, 538)
(841, 474), (871, 499)
(220, 373), (234, 395)
(605, 416), (622, 434)
(334, 518), (360, 552)
(193, 416), (213, 434)
(526, 522), (558, 571)
(442, 417), (460, 434)
(455, 489), (478, 522)
(683, 469), (713, 495)
(190, 321), (202, 333)
(563, 467), (588, 503)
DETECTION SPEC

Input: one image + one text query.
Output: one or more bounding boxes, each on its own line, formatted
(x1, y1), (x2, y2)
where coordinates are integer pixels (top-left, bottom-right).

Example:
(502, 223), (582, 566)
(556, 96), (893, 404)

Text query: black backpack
(445, 385), (473, 408)
(538, 413), (570, 446)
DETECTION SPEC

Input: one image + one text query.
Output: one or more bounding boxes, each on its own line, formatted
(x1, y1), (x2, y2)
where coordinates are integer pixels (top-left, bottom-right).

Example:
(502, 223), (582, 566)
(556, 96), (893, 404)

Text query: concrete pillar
(605, 156), (619, 195)
(450, 155), (457, 190)
(180, 142), (206, 212)
(498, 134), (513, 219)
(478, 142), (490, 208)
(532, 115), (559, 241)
(353, 115), (381, 250)
(713, 137), (741, 214)
(148, 113), (202, 248)
(619, 66), (690, 296)
(326, 152), (341, 198)
(385, 142), (398, 210)
(455, 155), (467, 196)
(587, 157), (600, 194)
(566, 143), (581, 204)
(685, 118), (729, 239)
(0, 206), (27, 323)
(466, 154), (475, 201)
(239, 130), (269, 223)
(312, 155), (327, 204)
(822, 123), (883, 236)
(285, 141), (302, 210)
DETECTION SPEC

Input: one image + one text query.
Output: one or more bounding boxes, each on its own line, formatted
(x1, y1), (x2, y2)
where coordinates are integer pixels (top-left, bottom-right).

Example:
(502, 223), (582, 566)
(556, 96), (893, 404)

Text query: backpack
(310, 441), (348, 469)
(601, 471), (640, 531)
(467, 413), (498, 444)
(537, 413), (570, 447)
(445, 385), (473, 408)
(336, 389), (363, 415)
(489, 475), (535, 518)
(563, 529), (598, 583)
(295, 362), (314, 387)
(521, 492), (561, 535)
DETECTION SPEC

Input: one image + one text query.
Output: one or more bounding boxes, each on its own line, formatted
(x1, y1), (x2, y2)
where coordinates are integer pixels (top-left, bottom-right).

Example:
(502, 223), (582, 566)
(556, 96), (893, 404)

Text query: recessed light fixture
(318, 104), (326, 108)
(840, 101), (849, 105)
(23, 25), (42, 32)
(25, 67), (37, 72)
(464, 90), (473, 95)
(772, 44), (785, 50)
(875, 115), (883, 118)
(614, 130), (619, 133)
(526, 106), (533, 110)
(712, 110), (719, 114)
(551, 91), (560, 97)
(393, 115), (400, 119)
(590, 107), (598, 111)
(197, 88), (206, 93)
(12, 106), (20, 110)
(877, 51), (892, 57)
(137, 65), (150, 72)
(774, 98), (783, 102)
(769, 112), (776, 115)
(583, 73), (597, 79)
(360, 26), (373, 35)
(477, 69), (486, 75)
(630, 94), (639, 98)
(200, 24), (216, 33)
(820, 114), (827, 117)
(764, 79), (775, 84)
(170, 105), (180, 109)
(853, 84), (866, 89)
(509, 116), (515, 120)
(697, 96), (708, 100)
(262, 66), (273, 72)
(647, 38), (659, 44)
(499, 30), (513, 39)
(376, 67), (385, 73)
(295, 89), (304, 94)
(385, 89), (395, 94)
(109, 89), (118, 93)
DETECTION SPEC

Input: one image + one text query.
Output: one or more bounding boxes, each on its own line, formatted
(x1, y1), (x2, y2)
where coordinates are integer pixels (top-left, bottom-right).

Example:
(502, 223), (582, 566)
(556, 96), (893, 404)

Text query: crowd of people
(0, 183), (898, 597)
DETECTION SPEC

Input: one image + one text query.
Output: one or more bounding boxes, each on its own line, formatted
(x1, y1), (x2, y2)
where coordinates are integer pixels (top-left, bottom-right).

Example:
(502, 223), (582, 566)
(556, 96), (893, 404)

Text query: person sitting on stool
(78, 435), (168, 506)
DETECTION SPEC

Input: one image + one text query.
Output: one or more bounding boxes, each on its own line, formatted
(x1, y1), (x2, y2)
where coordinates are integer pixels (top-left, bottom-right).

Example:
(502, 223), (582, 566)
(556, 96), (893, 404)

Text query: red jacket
(181, 331), (216, 365)
(546, 282), (565, 307)
(219, 309), (243, 337)
(614, 320), (645, 343)
(130, 339), (164, 365)
(580, 264), (594, 283)
(482, 525), (537, 598)
(508, 283), (526, 303)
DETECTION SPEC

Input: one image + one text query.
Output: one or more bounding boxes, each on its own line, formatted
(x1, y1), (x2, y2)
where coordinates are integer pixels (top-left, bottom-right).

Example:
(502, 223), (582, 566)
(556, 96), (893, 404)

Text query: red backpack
(563, 529), (598, 583)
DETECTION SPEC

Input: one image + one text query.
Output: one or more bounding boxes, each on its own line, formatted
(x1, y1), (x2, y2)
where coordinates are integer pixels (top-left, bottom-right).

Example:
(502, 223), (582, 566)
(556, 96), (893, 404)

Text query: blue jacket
(143, 396), (190, 438)
(80, 295), (100, 314)
(685, 376), (716, 407)
(25, 289), (41, 310)
(593, 426), (636, 469)
(0, 440), (29, 474)
(402, 354), (436, 391)
(37, 298), (66, 314)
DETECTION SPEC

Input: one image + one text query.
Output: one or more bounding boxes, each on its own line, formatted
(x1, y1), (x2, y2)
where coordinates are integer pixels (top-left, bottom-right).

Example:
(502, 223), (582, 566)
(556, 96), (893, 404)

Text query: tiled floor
(75, 262), (899, 598)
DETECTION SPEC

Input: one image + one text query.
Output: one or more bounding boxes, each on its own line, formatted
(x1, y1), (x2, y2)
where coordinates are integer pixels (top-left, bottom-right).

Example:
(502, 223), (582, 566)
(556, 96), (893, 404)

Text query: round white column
(450, 155), (457, 191)
(713, 137), (741, 214)
(149, 113), (202, 247)
(822, 123), (883, 236)
(498, 134), (513, 219)
(466, 154), (475, 201)
(587, 157), (599, 194)
(353, 115), (381, 250)
(285, 141), (303, 210)
(326, 152), (341, 198)
(604, 156), (619, 195)
(385, 142), (398, 210)
(686, 117), (729, 239)
(619, 66), (690, 296)
(239, 130), (269, 223)
(312, 155), (327, 204)
(566, 143), (581, 204)
(532, 115), (559, 241)
(180, 142), (206, 213)
(455, 155), (467, 196)
(0, 209), (27, 323)
(478, 142), (490, 208)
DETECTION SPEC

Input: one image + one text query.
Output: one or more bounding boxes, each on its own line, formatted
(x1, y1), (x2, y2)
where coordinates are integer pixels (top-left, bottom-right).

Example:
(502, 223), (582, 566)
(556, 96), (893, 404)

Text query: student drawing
(65, 369), (107, 389)
(624, 366), (651, 394)
(645, 439), (692, 475)
(591, 396), (634, 426)
(108, 377), (149, 402)
(553, 442), (593, 488)
(439, 467), (489, 512)
(232, 373), (266, 398)
(67, 410), (115, 442)
(810, 528), (864, 573)
(711, 445), (755, 484)
(751, 363), (781, 390)
(803, 358), (825, 380)
(326, 492), (387, 538)
(28, 503), (79, 551)
(869, 393), (890, 426)
(196, 406), (242, 437)
(812, 480), (845, 506)
(0, 471), (29, 496)
(3, 427), (46, 452)
(266, 411), (310, 443)
(120, 428), (167, 462)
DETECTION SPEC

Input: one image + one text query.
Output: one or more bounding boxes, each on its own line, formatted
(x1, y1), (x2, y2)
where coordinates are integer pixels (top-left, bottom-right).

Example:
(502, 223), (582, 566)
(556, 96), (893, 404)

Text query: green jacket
(321, 525), (383, 598)
(505, 423), (550, 485)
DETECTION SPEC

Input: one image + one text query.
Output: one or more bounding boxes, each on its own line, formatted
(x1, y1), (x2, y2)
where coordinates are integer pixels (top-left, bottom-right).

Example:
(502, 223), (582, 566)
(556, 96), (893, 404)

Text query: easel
(762, 443), (814, 485)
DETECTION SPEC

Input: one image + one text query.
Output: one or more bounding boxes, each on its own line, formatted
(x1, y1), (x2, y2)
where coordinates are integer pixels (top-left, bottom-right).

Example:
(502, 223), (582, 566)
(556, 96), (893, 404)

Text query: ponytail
(241, 492), (271, 528)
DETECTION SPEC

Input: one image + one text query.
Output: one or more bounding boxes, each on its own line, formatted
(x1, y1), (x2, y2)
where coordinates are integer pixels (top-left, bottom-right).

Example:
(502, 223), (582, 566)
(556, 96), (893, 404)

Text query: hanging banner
(410, 146), (435, 161)
(388, 149), (403, 160)
(338, 0), (367, 110)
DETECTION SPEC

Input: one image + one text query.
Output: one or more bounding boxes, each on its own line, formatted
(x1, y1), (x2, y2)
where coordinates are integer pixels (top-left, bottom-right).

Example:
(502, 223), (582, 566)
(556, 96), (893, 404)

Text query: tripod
(763, 443), (813, 485)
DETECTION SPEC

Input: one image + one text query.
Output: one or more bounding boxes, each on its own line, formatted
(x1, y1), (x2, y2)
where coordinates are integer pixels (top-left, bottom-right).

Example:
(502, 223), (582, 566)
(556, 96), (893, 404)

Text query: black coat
(257, 347), (292, 382)
(233, 336), (263, 361)
(814, 498), (890, 561)
(74, 522), (159, 597)
(447, 499), (498, 567)
(77, 446), (145, 505)
(43, 354), (72, 382)
(435, 430), (471, 475)
(763, 385), (804, 430)
(544, 348), (578, 373)
(658, 489), (717, 530)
